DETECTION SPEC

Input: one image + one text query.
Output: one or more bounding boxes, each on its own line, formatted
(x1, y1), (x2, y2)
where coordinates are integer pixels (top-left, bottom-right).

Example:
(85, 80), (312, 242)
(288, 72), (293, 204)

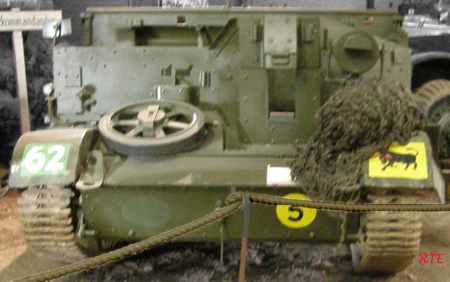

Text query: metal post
(238, 193), (250, 282)
(442, 168), (450, 202)
(11, 8), (31, 133)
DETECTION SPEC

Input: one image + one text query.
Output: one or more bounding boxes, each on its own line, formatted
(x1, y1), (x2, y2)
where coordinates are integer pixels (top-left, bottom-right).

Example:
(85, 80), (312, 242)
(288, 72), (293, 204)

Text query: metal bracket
(200, 71), (211, 87)
(161, 64), (193, 84)
(264, 15), (297, 69)
(155, 84), (197, 104)
(251, 23), (262, 42)
(76, 150), (104, 190)
(80, 12), (94, 46)
(76, 213), (97, 238)
(77, 85), (96, 114)
(301, 22), (317, 43)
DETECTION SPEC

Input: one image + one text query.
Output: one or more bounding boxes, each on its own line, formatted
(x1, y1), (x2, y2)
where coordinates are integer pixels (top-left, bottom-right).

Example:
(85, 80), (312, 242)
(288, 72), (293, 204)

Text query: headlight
(42, 83), (55, 96)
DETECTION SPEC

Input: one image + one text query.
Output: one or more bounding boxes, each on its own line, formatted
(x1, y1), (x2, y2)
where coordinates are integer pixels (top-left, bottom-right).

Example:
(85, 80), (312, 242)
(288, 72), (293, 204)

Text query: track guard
(363, 132), (445, 202)
(9, 128), (97, 189)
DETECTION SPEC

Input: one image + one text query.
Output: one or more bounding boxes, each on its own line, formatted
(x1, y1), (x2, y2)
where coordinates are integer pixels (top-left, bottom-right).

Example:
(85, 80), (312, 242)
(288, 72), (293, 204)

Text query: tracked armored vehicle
(8, 7), (448, 273)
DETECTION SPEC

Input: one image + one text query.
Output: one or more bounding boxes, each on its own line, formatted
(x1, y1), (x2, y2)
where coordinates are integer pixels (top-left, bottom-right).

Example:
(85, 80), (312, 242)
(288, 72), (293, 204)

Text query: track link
(352, 210), (421, 273)
(18, 186), (88, 263)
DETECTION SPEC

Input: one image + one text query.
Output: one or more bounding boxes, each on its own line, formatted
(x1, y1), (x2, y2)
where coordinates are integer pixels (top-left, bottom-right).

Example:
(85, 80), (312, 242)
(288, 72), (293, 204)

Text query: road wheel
(416, 79), (450, 158)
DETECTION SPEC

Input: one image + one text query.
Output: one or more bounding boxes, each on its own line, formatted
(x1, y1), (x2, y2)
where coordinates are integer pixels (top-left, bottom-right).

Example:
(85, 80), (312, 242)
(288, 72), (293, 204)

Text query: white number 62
(23, 145), (66, 174)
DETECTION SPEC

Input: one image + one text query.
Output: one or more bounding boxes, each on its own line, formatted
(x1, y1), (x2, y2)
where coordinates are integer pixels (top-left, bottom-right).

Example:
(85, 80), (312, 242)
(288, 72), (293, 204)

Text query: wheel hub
(98, 100), (205, 156)
(136, 105), (166, 137)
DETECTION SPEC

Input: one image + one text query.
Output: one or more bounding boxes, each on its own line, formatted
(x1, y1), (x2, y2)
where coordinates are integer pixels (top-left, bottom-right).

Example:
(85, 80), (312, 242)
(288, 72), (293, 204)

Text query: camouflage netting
(291, 80), (425, 202)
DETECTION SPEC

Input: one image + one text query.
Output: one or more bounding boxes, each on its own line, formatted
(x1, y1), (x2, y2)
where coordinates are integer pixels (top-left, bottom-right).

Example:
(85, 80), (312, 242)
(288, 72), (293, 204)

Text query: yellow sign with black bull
(368, 142), (427, 180)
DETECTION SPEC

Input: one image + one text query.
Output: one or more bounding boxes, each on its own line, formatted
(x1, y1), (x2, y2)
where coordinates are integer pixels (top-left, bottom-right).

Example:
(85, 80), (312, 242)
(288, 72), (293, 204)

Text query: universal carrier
(8, 7), (448, 273)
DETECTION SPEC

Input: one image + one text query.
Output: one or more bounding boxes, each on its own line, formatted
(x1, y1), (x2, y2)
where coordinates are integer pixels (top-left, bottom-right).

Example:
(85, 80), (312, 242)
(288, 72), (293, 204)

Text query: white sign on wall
(0, 10), (61, 31)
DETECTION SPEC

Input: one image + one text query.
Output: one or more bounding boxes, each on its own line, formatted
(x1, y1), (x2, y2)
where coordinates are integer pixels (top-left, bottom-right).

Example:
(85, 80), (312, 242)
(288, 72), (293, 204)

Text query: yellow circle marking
(276, 193), (317, 229)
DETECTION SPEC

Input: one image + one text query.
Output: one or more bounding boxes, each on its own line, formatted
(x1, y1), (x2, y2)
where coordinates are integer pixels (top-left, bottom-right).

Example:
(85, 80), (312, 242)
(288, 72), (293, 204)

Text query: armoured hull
(8, 7), (445, 274)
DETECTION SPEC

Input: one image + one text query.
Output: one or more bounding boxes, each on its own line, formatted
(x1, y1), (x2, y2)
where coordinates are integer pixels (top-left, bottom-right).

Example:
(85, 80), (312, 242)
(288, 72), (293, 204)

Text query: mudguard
(8, 128), (97, 188)
(363, 132), (446, 203)
(412, 51), (450, 66)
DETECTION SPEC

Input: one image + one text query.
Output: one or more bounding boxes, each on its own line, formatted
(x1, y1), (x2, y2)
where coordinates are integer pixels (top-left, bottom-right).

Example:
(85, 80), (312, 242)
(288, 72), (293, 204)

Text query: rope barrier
(11, 192), (450, 282)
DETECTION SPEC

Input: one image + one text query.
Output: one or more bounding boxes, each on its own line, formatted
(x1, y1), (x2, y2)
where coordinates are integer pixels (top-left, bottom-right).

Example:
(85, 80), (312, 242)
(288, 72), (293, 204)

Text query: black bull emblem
(378, 148), (419, 171)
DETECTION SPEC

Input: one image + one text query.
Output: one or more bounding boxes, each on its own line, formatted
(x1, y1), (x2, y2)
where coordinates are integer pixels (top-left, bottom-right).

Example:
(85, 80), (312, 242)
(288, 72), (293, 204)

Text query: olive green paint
(81, 187), (359, 241)
(9, 8), (419, 242)
(9, 128), (97, 188)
